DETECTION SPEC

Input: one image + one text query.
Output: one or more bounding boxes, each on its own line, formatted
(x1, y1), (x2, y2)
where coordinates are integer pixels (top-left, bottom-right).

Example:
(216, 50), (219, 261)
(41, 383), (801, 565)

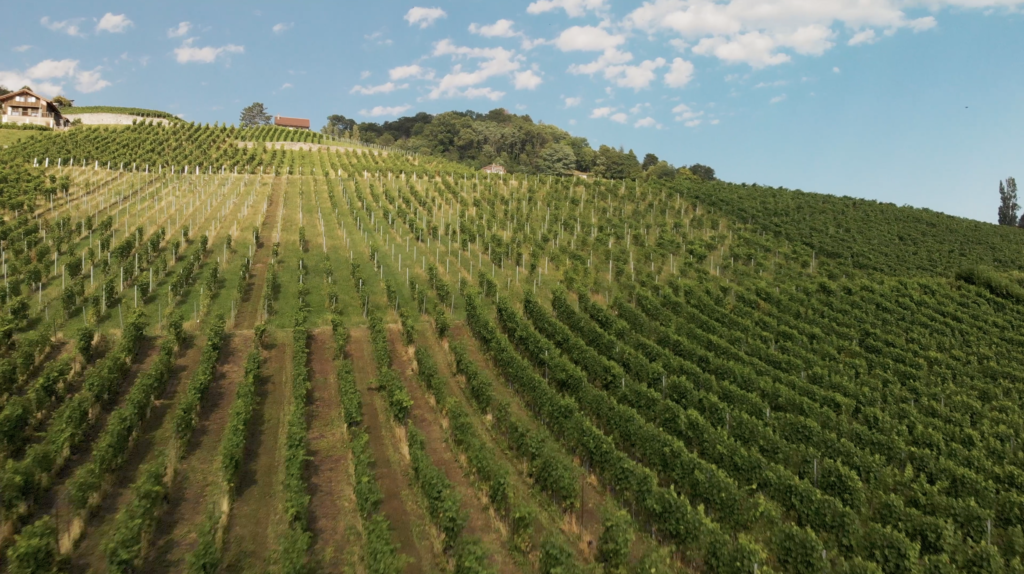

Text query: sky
(2, 0), (1022, 223)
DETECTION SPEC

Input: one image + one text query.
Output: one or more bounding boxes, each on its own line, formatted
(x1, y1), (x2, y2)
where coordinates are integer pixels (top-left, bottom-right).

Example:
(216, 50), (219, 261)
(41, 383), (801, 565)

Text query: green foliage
(67, 338), (177, 512)
(5, 516), (61, 574)
(220, 343), (262, 490)
(688, 163), (717, 181)
(279, 319), (312, 573)
(172, 317), (226, 452)
(955, 266), (1024, 302)
(539, 536), (580, 574)
(597, 509), (634, 573)
(103, 455), (170, 573)
(239, 102), (272, 128)
(407, 426), (466, 552)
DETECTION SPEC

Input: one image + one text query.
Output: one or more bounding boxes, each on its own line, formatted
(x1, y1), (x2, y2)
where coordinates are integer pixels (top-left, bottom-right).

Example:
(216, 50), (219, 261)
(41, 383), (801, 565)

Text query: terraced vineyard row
(0, 126), (1021, 574)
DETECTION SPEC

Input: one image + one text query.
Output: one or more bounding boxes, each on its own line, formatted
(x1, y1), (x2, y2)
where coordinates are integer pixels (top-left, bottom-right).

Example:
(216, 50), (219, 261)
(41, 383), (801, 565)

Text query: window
(15, 96), (25, 102)
(27, 97), (37, 103)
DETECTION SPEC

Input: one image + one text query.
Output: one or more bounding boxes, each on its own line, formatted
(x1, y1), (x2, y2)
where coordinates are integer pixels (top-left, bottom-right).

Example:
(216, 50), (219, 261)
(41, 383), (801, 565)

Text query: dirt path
(448, 322), (604, 557)
(222, 331), (290, 574)
(146, 330), (254, 573)
(67, 334), (207, 573)
(307, 328), (359, 571)
(235, 182), (281, 330)
(347, 327), (429, 574)
(388, 327), (520, 574)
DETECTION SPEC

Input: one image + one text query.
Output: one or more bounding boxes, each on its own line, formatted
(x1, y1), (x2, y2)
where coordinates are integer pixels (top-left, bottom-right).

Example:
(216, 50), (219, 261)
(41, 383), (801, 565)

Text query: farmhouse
(0, 89), (69, 129)
(481, 163), (506, 174)
(273, 115), (310, 130)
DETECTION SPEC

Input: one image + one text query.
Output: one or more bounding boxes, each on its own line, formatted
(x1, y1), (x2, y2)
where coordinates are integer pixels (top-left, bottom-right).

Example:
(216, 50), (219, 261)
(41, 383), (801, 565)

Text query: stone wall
(63, 113), (171, 126)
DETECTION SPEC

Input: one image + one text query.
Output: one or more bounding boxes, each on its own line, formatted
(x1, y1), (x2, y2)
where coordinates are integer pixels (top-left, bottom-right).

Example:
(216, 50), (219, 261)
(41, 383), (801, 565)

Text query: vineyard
(0, 122), (1021, 574)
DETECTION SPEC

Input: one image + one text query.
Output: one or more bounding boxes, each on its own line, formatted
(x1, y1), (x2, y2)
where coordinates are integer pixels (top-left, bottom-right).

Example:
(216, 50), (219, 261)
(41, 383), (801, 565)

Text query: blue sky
(2, 0), (1022, 223)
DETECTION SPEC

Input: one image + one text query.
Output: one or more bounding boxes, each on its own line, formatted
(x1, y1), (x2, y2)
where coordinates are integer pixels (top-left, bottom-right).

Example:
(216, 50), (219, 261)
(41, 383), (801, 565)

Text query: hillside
(0, 121), (1020, 574)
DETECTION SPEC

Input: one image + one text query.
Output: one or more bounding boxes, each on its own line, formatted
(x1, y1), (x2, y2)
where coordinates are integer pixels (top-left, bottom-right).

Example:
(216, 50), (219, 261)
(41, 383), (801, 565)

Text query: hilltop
(0, 108), (1021, 574)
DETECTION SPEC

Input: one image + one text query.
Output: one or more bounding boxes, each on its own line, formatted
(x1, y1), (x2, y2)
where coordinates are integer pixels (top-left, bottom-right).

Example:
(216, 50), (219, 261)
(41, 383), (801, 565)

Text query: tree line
(319, 108), (716, 181)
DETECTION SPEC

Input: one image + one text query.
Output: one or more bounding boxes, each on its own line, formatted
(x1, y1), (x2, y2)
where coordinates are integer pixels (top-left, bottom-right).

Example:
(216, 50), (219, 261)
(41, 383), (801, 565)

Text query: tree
(642, 153), (660, 171)
(239, 102), (271, 128)
(0, 86), (10, 97)
(594, 146), (642, 180)
(999, 178), (1019, 226)
(538, 143), (576, 175)
(52, 95), (73, 109)
(645, 161), (676, 181)
(322, 114), (356, 138)
(689, 163), (717, 181)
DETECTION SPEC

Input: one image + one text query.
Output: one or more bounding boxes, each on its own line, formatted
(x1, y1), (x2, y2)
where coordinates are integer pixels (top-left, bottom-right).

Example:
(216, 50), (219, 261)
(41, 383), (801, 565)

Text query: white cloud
(909, 17), (937, 32)
(569, 47), (669, 90)
(0, 70), (61, 97)
(673, 103), (704, 122)
(281, 83), (294, 89)
(364, 31), (393, 46)
(360, 71), (372, 79)
(693, 32), (791, 68)
(460, 87), (507, 100)
(390, 64), (433, 80)
(96, 13), (133, 33)
(833, 66), (841, 73)
(634, 116), (661, 128)
(470, 19), (517, 38)
(26, 59), (78, 79)
(350, 82), (407, 95)
(405, 7), (447, 29)
(754, 79), (788, 88)
(770, 94), (787, 104)
(590, 106), (615, 118)
(685, 119), (702, 127)
(168, 22), (191, 38)
(664, 57), (695, 88)
(564, 96), (582, 107)
(630, 103), (650, 114)
(174, 38), (244, 64)
(40, 17), (85, 37)
(568, 48), (633, 75)
(848, 29), (878, 45)
(778, 24), (835, 55)
(623, 0), (956, 68)
(521, 37), (550, 50)
(429, 40), (521, 100)
(0, 59), (110, 96)
(610, 112), (629, 123)
(514, 69), (543, 89)
(75, 68), (110, 92)
(710, 119), (720, 124)
(669, 38), (690, 51)
(527, 0), (607, 17)
(608, 58), (667, 90)
(360, 105), (413, 117)
(555, 26), (626, 52)
(12, 45), (32, 52)
(273, 22), (294, 34)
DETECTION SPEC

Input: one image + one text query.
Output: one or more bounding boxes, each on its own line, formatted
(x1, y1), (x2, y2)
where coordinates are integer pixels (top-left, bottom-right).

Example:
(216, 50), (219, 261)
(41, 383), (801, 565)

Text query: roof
(482, 164), (506, 172)
(0, 88), (53, 105)
(274, 115), (310, 129)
